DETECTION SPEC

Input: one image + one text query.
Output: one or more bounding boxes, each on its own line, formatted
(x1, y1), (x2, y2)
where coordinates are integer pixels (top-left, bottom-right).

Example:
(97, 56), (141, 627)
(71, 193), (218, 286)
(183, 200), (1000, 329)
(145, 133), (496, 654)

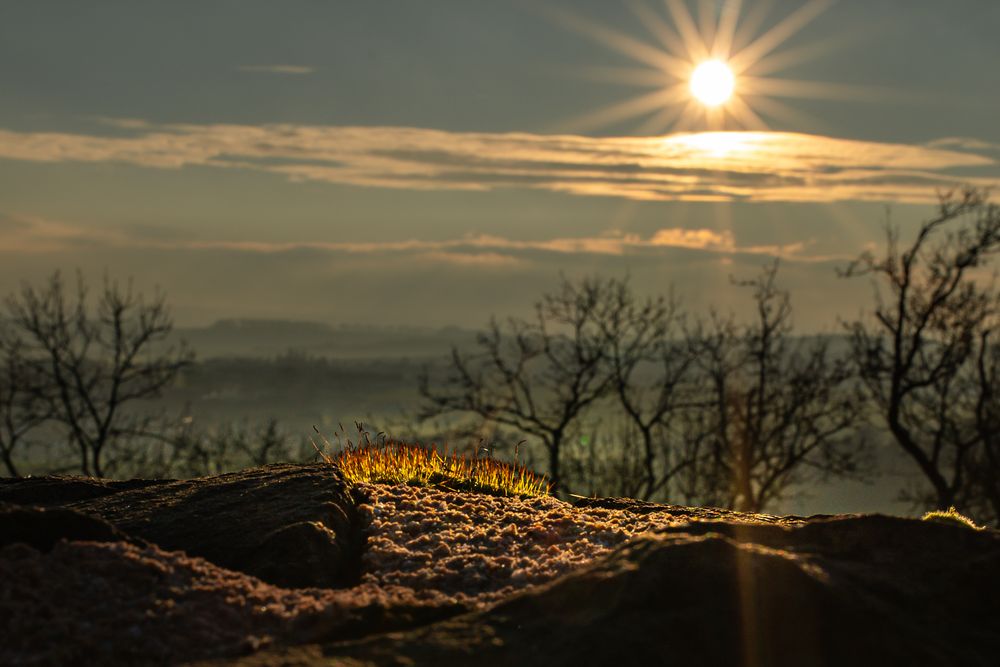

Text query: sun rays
(550, 0), (862, 134)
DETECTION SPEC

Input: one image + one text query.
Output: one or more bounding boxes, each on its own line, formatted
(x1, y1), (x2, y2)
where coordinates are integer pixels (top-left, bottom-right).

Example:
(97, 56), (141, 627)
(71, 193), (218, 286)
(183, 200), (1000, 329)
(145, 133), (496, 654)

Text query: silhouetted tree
(419, 277), (614, 492)
(0, 337), (52, 476)
(115, 415), (298, 478)
(560, 419), (645, 499)
(682, 261), (865, 512)
(970, 331), (1000, 523)
(588, 278), (697, 500)
(232, 417), (293, 467)
(3, 271), (194, 476)
(842, 188), (1000, 522)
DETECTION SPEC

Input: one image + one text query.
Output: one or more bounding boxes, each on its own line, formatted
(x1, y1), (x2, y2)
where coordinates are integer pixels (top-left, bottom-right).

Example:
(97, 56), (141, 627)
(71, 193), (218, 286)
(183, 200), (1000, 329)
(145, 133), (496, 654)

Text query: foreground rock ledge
(2, 465), (999, 666)
(1, 463), (365, 589)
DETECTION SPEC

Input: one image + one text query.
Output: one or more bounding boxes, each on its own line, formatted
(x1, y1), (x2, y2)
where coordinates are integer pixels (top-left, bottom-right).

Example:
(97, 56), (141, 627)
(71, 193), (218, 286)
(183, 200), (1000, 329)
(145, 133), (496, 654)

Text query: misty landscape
(1, 289), (918, 517)
(3, 0), (1000, 664)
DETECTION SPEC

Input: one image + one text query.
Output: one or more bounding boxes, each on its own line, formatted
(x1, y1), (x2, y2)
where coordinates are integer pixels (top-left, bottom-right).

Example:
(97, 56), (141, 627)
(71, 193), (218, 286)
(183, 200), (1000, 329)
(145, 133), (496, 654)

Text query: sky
(2, 0), (1000, 330)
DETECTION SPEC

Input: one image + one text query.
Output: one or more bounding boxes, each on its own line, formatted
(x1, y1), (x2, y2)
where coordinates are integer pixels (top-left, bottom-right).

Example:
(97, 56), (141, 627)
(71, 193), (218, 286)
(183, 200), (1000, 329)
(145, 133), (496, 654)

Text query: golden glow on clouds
(0, 121), (994, 205)
(0, 211), (811, 262)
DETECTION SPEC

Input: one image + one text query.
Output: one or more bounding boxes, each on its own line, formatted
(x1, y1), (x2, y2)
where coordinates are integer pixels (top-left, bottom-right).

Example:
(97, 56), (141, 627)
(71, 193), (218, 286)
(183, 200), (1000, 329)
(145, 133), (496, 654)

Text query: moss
(314, 437), (551, 498)
(920, 506), (983, 531)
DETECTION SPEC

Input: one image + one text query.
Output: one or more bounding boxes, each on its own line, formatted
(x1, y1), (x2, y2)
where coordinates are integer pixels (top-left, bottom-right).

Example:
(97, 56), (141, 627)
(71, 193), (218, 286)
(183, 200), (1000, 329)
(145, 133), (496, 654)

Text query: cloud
(0, 212), (33, 233)
(237, 65), (315, 75)
(416, 251), (525, 267)
(928, 137), (1000, 151)
(0, 213), (829, 264)
(0, 218), (869, 332)
(0, 212), (128, 252)
(649, 228), (734, 250)
(0, 121), (996, 204)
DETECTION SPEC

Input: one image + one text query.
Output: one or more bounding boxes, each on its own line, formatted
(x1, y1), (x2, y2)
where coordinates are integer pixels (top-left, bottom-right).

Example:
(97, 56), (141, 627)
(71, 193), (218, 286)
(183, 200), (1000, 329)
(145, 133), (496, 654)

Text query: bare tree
(589, 278), (698, 500)
(419, 277), (613, 492)
(0, 337), (52, 476)
(841, 188), (1000, 519)
(116, 416), (298, 479)
(232, 418), (293, 467)
(970, 330), (1000, 523)
(684, 261), (864, 512)
(3, 271), (194, 477)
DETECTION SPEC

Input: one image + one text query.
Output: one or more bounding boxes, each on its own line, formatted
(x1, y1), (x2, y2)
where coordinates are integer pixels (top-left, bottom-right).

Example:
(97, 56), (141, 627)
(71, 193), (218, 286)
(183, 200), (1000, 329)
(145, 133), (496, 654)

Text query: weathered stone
(3, 466), (999, 666)
(246, 513), (1000, 667)
(0, 502), (137, 552)
(0, 475), (167, 506)
(571, 495), (811, 522)
(0, 539), (468, 666)
(1, 463), (365, 589)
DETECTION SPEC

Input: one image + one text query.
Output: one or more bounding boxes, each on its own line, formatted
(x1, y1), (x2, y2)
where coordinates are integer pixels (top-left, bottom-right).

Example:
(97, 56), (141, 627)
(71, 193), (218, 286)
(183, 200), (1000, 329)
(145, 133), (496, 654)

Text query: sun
(549, 0), (860, 133)
(690, 60), (735, 107)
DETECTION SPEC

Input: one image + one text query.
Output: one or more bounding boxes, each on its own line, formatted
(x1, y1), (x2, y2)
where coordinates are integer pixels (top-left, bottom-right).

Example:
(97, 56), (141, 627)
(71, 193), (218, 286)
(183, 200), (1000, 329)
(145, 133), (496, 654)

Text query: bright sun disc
(690, 60), (735, 107)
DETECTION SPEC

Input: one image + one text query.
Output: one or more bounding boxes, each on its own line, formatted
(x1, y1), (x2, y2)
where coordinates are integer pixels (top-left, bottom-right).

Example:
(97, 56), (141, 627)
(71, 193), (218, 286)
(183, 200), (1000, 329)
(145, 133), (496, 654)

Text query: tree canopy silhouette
(842, 187), (1000, 524)
(2, 271), (193, 476)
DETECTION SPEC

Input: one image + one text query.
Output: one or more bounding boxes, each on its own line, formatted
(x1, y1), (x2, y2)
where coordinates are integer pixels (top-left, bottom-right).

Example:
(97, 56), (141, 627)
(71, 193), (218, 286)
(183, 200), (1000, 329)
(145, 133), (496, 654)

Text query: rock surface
(7, 463), (366, 590)
(287, 515), (1000, 667)
(2, 465), (999, 666)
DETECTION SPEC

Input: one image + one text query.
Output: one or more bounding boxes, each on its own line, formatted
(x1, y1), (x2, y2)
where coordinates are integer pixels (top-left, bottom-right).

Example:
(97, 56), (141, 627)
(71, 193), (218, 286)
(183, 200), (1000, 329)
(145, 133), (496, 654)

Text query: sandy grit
(354, 482), (692, 607)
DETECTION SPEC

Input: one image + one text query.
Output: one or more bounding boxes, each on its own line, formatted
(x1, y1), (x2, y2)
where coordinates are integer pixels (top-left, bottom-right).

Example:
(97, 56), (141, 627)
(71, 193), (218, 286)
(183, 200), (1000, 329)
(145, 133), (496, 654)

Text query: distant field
(168, 319), (480, 360)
